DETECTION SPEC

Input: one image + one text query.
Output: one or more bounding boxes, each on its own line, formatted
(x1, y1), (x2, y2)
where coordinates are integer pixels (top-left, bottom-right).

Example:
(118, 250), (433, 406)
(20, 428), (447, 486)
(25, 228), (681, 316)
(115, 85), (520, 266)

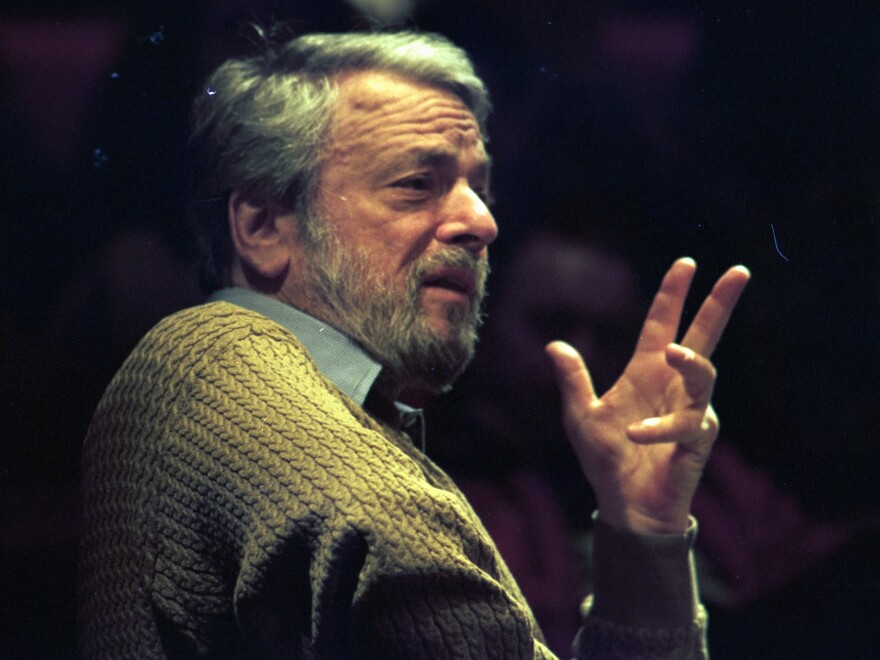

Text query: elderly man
(80, 30), (749, 658)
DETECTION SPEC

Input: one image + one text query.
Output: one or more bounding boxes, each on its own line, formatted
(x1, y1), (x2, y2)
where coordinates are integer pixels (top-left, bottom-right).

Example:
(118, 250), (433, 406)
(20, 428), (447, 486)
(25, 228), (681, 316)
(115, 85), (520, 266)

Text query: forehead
(326, 70), (485, 160)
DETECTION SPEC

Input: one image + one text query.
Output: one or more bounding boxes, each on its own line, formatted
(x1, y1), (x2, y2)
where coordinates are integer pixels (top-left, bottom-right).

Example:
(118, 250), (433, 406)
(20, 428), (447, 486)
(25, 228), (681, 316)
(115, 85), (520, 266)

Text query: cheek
(383, 210), (440, 264)
(334, 201), (439, 281)
(354, 229), (429, 279)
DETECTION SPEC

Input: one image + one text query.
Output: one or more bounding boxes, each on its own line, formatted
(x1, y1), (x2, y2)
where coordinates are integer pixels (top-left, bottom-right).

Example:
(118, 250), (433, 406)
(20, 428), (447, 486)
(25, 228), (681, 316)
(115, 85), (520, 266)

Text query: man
(80, 30), (750, 658)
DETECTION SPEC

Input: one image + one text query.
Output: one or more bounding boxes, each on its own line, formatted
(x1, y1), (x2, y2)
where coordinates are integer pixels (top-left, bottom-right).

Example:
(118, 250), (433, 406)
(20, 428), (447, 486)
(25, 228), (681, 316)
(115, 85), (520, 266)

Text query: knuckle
(707, 362), (718, 381)
(701, 409), (720, 437)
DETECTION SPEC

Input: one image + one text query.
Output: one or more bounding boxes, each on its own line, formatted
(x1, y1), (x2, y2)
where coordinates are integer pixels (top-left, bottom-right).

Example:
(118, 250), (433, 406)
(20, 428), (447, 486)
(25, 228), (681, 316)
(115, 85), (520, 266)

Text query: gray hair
(189, 29), (491, 292)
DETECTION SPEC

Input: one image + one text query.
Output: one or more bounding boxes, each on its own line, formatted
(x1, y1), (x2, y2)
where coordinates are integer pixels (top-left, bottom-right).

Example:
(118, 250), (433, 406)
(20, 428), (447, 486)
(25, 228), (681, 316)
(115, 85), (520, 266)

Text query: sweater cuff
(588, 512), (700, 628)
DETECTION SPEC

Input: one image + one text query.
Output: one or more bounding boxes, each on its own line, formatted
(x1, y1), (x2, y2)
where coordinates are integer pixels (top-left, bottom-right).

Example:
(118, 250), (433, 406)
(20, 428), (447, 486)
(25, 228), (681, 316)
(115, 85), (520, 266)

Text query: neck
(372, 369), (407, 402)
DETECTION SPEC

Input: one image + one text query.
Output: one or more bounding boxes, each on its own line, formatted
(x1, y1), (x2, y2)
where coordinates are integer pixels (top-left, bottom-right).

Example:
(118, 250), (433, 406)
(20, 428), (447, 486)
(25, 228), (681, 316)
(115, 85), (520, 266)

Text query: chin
(424, 318), (457, 341)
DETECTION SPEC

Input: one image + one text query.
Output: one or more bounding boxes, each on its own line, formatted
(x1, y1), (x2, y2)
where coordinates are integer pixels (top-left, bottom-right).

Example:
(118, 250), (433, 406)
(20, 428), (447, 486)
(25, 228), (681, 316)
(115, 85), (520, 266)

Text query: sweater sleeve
(573, 515), (708, 659)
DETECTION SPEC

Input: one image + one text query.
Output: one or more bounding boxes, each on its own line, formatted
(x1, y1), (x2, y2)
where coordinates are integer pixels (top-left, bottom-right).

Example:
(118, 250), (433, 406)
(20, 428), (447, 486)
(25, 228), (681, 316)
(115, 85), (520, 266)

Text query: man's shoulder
(107, 300), (318, 400)
(93, 300), (340, 443)
(140, 300), (297, 354)
(154, 299), (291, 334)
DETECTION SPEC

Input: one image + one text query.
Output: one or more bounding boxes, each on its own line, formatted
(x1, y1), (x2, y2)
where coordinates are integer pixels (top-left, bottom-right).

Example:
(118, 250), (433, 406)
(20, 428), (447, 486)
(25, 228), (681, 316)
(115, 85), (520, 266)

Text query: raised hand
(545, 258), (750, 534)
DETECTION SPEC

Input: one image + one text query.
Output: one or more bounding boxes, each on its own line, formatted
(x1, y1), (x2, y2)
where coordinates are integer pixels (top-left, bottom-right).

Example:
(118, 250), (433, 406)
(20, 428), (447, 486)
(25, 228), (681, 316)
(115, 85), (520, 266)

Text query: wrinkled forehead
(326, 70), (485, 155)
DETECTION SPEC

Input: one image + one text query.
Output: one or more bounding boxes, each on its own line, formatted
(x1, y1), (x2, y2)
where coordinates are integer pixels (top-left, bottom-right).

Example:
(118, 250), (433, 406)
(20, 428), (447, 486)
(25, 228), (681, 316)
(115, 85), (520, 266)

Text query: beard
(302, 230), (489, 396)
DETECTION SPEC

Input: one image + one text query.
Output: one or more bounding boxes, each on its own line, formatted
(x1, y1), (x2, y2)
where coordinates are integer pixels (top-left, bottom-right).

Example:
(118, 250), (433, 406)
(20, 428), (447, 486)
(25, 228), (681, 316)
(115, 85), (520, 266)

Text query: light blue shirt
(207, 287), (425, 449)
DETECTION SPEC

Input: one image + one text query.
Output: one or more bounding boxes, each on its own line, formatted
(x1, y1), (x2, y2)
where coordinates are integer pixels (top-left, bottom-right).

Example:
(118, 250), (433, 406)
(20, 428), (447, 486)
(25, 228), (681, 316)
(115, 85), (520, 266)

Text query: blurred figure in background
(429, 185), (880, 656)
(694, 171), (880, 657)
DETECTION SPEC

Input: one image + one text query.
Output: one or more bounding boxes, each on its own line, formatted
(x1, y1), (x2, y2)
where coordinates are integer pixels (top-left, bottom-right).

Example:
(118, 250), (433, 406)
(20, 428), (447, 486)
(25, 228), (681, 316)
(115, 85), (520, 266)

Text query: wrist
(589, 512), (700, 628)
(596, 505), (690, 535)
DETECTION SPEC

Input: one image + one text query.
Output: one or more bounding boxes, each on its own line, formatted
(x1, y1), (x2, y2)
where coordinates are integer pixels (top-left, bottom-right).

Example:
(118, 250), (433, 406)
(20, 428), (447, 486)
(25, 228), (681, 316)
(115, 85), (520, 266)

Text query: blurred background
(2, 0), (879, 656)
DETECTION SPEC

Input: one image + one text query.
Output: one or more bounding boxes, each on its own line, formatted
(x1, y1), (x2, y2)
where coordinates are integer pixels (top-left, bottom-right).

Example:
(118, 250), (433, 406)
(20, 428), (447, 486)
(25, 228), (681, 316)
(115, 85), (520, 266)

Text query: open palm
(546, 258), (750, 534)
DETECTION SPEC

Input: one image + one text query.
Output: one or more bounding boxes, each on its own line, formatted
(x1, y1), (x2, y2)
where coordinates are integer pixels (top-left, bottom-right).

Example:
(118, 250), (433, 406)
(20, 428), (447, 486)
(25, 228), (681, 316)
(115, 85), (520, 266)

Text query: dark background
(2, 0), (879, 656)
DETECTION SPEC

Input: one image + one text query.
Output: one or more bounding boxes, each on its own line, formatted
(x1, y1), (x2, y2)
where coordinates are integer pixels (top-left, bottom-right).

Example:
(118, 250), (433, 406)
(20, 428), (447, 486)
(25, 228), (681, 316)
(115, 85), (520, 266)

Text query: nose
(435, 181), (498, 255)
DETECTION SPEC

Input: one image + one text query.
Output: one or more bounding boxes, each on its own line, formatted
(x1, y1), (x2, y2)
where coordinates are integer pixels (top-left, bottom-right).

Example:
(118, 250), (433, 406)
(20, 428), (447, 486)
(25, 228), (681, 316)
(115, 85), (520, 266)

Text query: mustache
(410, 248), (490, 296)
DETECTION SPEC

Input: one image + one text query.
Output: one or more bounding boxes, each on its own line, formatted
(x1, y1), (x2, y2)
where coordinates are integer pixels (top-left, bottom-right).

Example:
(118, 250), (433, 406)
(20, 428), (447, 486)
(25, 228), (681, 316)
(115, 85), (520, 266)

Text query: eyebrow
(379, 147), (492, 180)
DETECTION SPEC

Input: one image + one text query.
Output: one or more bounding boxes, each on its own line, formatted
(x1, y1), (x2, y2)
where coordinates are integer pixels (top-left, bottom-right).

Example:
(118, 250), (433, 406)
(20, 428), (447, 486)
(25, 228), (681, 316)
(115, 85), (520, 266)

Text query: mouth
(421, 267), (477, 298)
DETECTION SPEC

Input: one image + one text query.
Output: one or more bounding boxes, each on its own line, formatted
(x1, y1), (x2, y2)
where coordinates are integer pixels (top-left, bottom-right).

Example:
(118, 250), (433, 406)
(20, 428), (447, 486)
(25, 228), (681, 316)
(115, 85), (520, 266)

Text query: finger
(545, 340), (598, 410)
(634, 257), (697, 353)
(626, 406), (718, 448)
(665, 343), (716, 406)
(681, 264), (751, 357)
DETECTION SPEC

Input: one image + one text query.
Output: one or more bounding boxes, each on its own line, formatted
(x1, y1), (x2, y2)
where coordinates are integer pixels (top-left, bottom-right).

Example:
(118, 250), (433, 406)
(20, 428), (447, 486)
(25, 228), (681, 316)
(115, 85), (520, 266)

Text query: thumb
(545, 341), (598, 410)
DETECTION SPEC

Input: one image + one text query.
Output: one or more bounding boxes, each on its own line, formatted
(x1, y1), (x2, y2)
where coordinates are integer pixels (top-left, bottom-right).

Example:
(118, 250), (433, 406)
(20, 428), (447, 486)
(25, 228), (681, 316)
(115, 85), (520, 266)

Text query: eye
(469, 168), (493, 205)
(393, 174), (432, 192)
(472, 184), (494, 206)
(388, 173), (438, 207)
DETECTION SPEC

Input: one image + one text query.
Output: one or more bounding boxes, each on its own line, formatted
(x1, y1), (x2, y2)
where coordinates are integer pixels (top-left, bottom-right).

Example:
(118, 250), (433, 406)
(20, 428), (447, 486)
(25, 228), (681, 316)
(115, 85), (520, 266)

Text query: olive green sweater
(80, 302), (706, 658)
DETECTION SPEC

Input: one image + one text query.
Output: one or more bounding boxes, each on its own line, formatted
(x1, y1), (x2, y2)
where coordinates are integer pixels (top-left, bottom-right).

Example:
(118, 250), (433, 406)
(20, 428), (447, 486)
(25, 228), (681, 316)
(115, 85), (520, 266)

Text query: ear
(228, 191), (296, 281)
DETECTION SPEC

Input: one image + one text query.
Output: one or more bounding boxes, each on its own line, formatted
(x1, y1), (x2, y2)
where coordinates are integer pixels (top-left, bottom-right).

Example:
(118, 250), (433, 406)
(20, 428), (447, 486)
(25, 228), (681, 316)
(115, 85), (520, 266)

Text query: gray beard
(303, 233), (488, 396)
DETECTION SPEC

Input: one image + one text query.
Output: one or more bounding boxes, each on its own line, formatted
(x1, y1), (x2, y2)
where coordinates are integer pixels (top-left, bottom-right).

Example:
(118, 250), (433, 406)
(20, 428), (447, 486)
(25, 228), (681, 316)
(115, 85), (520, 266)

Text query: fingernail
(640, 417), (661, 427)
(671, 345), (695, 360)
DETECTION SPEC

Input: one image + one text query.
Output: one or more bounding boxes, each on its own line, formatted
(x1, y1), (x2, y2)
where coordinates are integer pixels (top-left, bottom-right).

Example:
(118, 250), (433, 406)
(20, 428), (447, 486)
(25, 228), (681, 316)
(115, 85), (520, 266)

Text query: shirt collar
(207, 287), (382, 406)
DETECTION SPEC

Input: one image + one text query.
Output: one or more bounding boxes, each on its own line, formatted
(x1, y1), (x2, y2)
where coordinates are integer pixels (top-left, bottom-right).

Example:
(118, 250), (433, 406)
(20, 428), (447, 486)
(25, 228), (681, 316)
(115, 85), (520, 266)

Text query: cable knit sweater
(80, 301), (707, 658)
